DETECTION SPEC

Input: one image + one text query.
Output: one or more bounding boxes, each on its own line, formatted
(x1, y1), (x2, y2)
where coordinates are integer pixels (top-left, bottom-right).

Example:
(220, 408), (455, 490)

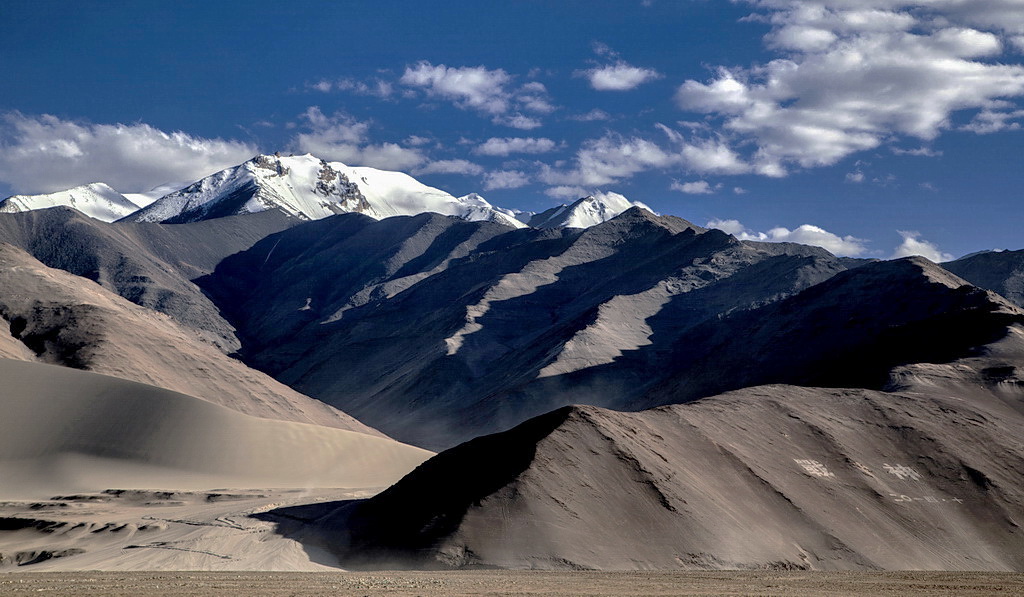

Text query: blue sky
(2, 0), (1023, 260)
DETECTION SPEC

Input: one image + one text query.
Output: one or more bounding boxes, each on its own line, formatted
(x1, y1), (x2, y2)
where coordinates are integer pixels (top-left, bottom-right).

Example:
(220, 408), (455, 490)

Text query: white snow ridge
(0, 183), (143, 223)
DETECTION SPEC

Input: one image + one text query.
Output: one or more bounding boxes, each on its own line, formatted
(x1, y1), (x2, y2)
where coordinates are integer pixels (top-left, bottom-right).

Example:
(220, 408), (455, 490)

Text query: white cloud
(671, 180), (715, 194)
(492, 114), (543, 130)
(568, 108), (611, 121)
(539, 134), (678, 187)
(413, 159), (484, 176)
(309, 77), (393, 98)
(475, 137), (558, 156)
(405, 135), (432, 146)
(517, 81), (556, 114)
(337, 77), (394, 99)
(0, 112), (255, 194)
(960, 108), (1024, 133)
(891, 230), (954, 262)
(579, 61), (663, 91)
(483, 170), (530, 190)
(310, 79), (333, 93)
(544, 185), (589, 199)
(537, 125), (757, 192)
(707, 218), (869, 256)
(399, 62), (554, 126)
(291, 107), (425, 170)
(891, 145), (943, 156)
(846, 171), (865, 183)
(674, 1), (1024, 174)
(401, 62), (513, 114)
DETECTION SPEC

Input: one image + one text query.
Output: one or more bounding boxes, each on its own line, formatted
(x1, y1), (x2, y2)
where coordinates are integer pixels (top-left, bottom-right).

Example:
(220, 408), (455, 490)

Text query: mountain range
(0, 152), (1022, 571)
(0, 154), (651, 231)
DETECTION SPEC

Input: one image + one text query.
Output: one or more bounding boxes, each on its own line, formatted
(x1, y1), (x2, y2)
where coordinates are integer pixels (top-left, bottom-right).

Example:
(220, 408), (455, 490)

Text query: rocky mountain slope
(943, 249), (1024, 309)
(0, 207), (294, 352)
(199, 208), (849, 448)
(0, 243), (376, 433)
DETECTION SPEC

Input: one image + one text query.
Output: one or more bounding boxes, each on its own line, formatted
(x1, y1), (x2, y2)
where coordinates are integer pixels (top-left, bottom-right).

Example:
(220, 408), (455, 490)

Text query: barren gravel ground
(2, 571), (1023, 596)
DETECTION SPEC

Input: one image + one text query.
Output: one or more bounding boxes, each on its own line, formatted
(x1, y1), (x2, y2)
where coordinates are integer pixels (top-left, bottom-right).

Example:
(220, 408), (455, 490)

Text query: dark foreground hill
(266, 335), (1024, 570)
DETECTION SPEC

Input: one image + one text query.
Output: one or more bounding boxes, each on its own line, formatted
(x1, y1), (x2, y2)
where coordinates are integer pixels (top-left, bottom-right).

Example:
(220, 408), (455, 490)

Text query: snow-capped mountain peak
(126, 154), (526, 228)
(528, 191), (654, 229)
(0, 183), (144, 223)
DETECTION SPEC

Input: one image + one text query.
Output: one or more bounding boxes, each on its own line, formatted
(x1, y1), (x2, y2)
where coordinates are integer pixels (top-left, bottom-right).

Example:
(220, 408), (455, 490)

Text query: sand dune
(0, 358), (431, 500)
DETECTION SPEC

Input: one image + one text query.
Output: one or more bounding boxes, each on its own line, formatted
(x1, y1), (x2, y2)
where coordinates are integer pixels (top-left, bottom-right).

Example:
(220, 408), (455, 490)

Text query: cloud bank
(0, 113), (255, 194)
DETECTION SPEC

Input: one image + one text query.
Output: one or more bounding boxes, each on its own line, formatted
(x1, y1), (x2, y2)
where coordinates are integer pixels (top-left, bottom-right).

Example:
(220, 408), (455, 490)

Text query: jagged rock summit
(125, 154), (525, 227)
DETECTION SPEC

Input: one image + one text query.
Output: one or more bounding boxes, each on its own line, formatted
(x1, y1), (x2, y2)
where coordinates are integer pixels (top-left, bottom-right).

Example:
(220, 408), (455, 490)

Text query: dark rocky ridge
(0, 207), (294, 352)
(200, 208), (850, 448)
(943, 249), (1024, 309)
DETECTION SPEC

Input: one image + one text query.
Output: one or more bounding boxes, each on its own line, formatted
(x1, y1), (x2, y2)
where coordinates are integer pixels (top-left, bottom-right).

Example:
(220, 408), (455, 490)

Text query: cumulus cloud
(413, 159), (484, 176)
(577, 43), (662, 91)
(674, 1), (1024, 174)
(483, 170), (530, 190)
(401, 62), (513, 114)
(579, 61), (663, 91)
(0, 112), (256, 194)
(474, 137), (558, 156)
(671, 180), (716, 194)
(400, 62), (554, 127)
(291, 107), (425, 170)
(707, 218), (869, 256)
(891, 230), (954, 262)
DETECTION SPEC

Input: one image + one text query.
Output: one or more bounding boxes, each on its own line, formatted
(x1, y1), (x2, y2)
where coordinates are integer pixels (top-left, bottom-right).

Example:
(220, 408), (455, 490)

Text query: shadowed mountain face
(269, 326), (1024, 571)
(634, 257), (1023, 410)
(0, 207), (294, 352)
(199, 208), (849, 448)
(943, 249), (1024, 309)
